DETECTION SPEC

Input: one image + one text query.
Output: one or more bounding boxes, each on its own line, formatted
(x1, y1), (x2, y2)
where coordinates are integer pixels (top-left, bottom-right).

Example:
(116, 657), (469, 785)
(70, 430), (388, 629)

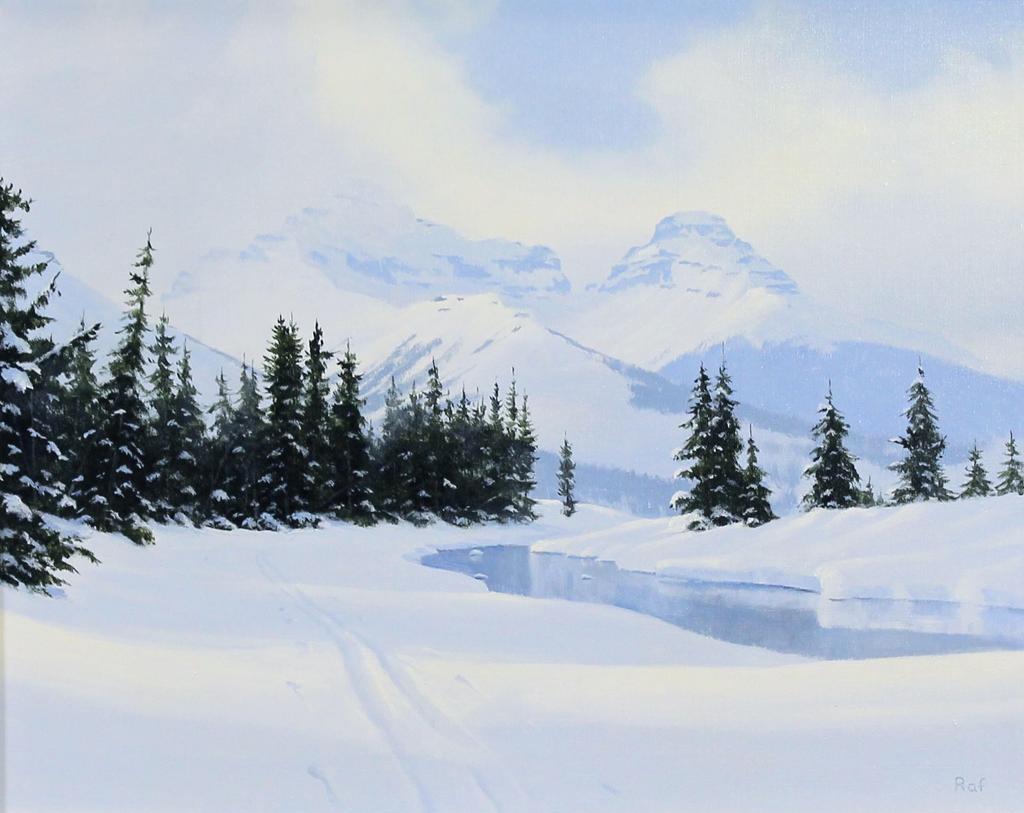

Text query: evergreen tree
(511, 395), (538, 521)
(227, 363), (268, 528)
(672, 364), (716, 529)
(204, 369), (236, 527)
(802, 385), (862, 510)
(403, 384), (432, 519)
(445, 388), (484, 524)
(470, 396), (491, 520)
(55, 318), (102, 522)
(706, 362), (745, 524)
(740, 427), (775, 526)
(166, 344), (205, 522)
(375, 377), (408, 519)
(504, 372), (519, 430)
(996, 432), (1024, 496)
(302, 322), (332, 514)
(328, 342), (374, 522)
(148, 314), (176, 422)
(423, 359), (453, 517)
(557, 436), (577, 517)
(484, 377), (519, 521)
(483, 381), (514, 521)
(263, 316), (310, 526)
(1, 180), (96, 590)
(84, 233), (157, 544)
(145, 313), (177, 520)
(959, 442), (992, 499)
(890, 364), (951, 503)
(859, 477), (883, 507)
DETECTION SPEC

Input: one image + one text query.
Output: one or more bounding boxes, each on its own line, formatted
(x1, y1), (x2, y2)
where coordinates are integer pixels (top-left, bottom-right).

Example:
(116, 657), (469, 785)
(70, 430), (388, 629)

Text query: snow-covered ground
(5, 501), (1024, 812)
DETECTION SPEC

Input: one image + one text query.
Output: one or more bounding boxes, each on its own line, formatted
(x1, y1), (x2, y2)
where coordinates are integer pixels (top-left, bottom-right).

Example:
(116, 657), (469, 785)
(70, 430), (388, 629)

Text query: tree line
(1, 182), (540, 591)
(673, 360), (1024, 530)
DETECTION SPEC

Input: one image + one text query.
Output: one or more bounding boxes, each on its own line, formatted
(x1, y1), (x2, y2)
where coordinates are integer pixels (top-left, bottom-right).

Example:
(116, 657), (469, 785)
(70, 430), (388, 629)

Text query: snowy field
(4, 501), (1024, 812)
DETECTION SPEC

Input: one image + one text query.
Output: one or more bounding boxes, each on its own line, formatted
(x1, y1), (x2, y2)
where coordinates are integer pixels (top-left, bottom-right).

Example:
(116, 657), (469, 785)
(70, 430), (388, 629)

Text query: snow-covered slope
(5, 506), (1024, 812)
(356, 294), (682, 477)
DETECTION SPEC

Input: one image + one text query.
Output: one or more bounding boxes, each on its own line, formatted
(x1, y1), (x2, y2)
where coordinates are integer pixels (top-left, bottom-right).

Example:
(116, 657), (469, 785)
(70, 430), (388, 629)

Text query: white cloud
(2, 2), (1022, 377)
(632, 18), (1024, 375)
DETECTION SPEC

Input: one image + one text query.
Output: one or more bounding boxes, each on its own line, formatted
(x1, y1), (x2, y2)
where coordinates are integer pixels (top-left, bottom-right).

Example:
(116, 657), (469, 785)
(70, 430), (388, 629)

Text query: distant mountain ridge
(172, 190), (570, 307)
(55, 190), (1022, 515)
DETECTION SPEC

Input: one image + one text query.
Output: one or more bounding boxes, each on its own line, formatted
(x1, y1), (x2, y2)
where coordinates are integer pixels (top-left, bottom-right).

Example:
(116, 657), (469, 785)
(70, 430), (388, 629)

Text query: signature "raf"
(954, 777), (985, 793)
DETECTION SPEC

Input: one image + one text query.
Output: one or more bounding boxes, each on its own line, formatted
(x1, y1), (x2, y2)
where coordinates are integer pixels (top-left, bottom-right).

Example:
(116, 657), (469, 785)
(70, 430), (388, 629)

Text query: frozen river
(423, 544), (1024, 659)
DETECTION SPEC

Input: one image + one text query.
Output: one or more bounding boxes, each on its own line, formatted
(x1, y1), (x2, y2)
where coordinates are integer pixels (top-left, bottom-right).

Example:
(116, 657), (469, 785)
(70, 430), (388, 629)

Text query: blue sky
(439, 0), (751, 152)
(1, 0), (1022, 377)
(434, 0), (1023, 151)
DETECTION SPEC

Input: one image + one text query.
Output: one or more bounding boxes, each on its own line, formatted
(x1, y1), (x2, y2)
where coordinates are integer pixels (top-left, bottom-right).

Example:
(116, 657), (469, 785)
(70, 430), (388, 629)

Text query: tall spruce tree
(375, 377), (408, 519)
(802, 385), (862, 510)
(263, 317), (310, 526)
(84, 234), (157, 544)
(470, 396), (491, 520)
(423, 359), (453, 517)
(707, 362), (745, 525)
(672, 364), (716, 529)
(959, 442), (992, 499)
(741, 427), (775, 526)
(204, 369), (236, 526)
(484, 381), (514, 520)
(328, 342), (374, 522)
(1, 180), (96, 590)
(557, 436), (577, 517)
(302, 322), (333, 514)
(511, 395), (538, 521)
(996, 432), (1024, 496)
(29, 326), (87, 522)
(492, 375), (522, 520)
(55, 318), (102, 522)
(445, 388), (484, 523)
(228, 363), (268, 527)
(890, 364), (950, 503)
(146, 312), (178, 520)
(167, 344), (205, 522)
(403, 384), (431, 519)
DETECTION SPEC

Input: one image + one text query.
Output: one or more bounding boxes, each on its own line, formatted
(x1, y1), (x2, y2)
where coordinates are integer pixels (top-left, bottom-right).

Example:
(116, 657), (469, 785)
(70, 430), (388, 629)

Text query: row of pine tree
(3, 177), (1019, 587)
(2, 181), (541, 591)
(673, 361), (1024, 530)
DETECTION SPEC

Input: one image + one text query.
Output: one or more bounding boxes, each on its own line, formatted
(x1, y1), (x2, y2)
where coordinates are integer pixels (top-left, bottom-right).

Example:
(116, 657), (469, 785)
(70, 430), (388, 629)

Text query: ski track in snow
(255, 555), (529, 813)
(307, 764), (340, 808)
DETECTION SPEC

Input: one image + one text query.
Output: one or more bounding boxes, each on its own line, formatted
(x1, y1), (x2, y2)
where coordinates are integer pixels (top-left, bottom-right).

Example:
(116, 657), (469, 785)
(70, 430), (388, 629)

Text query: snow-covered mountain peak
(651, 210), (732, 239)
(600, 211), (798, 298)
(177, 190), (570, 308)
